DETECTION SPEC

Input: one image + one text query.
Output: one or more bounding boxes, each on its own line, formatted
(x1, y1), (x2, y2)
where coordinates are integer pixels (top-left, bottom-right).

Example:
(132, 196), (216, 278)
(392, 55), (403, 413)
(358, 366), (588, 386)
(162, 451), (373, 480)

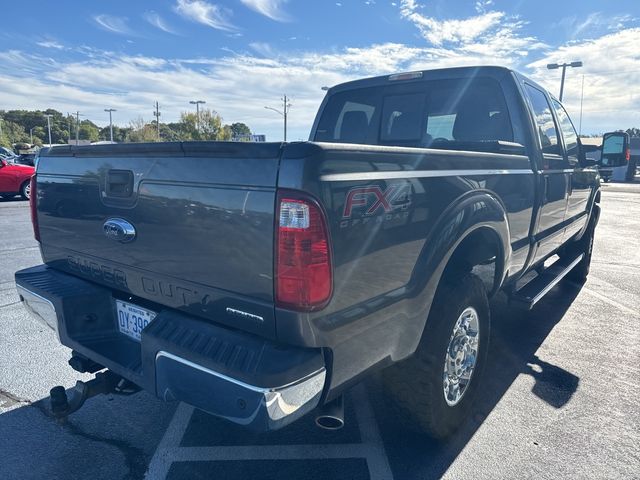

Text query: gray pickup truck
(16, 66), (623, 438)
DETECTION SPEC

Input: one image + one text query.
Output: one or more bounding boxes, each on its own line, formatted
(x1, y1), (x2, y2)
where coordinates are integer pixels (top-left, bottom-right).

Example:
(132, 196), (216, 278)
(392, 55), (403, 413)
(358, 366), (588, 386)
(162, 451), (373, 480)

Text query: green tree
(127, 117), (159, 143)
(78, 120), (99, 142)
(0, 120), (28, 147)
(178, 109), (229, 141)
(229, 122), (251, 139)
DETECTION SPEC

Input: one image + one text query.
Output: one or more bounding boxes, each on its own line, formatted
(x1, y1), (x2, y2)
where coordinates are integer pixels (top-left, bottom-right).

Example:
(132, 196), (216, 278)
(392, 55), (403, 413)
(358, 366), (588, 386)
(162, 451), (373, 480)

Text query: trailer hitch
(49, 371), (139, 423)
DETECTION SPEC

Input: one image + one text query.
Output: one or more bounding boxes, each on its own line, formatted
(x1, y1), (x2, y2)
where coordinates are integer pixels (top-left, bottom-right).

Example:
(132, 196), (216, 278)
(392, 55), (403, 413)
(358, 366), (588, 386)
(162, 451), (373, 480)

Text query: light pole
(44, 114), (53, 147)
(104, 108), (116, 142)
(189, 100), (206, 132)
(153, 101), (161, 141)
(547, 61), (583, 102)
(74, 111), (84, 145)
(264, 95), (292, 142)
(29, 127), (35, 145)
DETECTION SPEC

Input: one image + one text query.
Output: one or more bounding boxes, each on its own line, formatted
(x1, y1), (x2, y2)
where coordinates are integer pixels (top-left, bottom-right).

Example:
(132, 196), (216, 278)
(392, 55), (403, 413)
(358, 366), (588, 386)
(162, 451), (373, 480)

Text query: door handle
(106, 170), (134, 198)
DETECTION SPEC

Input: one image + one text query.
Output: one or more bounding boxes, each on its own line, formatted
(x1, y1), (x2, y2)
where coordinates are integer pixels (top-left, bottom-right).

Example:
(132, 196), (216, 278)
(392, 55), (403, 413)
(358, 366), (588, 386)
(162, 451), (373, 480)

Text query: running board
(510, 254), (584, 310)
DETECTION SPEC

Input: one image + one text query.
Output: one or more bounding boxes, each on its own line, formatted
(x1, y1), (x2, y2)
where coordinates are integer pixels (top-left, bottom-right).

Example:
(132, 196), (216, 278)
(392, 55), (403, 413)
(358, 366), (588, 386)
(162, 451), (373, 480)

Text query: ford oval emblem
(103, 218), (136, 243)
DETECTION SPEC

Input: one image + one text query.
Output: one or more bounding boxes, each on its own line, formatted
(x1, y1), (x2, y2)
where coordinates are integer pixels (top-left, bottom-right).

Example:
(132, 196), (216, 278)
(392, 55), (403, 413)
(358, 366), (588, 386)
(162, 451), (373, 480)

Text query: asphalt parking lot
(1, 183), (639, 480)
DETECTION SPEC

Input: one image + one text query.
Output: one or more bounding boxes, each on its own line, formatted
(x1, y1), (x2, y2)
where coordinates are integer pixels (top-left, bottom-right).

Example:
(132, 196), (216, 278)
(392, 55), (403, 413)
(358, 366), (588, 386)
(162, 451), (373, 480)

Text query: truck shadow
(0, 281), (583, 480)
(369, 280), (583, 479)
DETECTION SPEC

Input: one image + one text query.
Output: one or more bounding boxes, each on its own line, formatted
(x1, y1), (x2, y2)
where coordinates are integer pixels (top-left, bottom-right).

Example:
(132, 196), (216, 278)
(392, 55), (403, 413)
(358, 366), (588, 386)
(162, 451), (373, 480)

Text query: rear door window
(551, 99), (578, 157)
(524, 84), (561, 155)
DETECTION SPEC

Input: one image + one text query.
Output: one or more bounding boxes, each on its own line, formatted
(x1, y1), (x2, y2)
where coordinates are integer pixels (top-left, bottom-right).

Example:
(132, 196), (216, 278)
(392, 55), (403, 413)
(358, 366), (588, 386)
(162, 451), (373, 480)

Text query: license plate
(115, 300), (156, 342)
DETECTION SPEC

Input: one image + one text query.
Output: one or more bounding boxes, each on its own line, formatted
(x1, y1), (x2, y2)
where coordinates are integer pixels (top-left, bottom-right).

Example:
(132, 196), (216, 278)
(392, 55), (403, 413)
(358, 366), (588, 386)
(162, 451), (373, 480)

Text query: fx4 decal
(341, 184), (412, 228)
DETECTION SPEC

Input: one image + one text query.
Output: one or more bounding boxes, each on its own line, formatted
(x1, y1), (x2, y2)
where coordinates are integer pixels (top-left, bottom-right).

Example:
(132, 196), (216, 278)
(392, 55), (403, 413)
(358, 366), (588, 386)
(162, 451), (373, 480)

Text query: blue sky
(1, 0), (639, 140)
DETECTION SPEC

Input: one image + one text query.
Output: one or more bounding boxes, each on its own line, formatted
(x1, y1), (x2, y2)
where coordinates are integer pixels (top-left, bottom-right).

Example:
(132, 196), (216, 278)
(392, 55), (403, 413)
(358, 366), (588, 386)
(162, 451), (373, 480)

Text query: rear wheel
(564, 204), (599, 283)
(20, 180), (30, 200)
(384, 273), (490, 438)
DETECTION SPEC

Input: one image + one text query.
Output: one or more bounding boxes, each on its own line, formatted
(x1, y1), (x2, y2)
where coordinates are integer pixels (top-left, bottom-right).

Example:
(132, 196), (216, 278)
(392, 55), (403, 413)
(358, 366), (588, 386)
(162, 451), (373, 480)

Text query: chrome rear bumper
(17, 285), (59, 339)
(15, 265), (328, 431)
(156, 351), (326, 430)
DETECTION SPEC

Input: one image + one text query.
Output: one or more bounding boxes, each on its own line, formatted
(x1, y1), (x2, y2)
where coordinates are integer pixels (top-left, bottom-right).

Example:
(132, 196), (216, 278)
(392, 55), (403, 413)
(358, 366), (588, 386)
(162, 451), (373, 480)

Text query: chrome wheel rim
(24, 183), (31, 199)
(443, 306), (480, 407)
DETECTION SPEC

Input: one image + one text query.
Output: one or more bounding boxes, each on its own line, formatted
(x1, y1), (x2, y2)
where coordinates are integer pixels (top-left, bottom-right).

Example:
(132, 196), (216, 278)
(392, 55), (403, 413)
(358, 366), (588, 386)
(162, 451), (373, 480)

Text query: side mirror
(577, 138), (597, 167)
(600, 131), (630, 167)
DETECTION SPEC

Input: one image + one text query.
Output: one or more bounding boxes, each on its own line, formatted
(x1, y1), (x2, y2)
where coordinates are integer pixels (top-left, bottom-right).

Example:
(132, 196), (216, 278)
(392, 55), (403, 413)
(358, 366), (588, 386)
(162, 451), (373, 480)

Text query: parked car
(13, 153), (36, 166)
(0, 146), (16, 157)
(16, 66), (622, 438)
(0, 157), (34, 199)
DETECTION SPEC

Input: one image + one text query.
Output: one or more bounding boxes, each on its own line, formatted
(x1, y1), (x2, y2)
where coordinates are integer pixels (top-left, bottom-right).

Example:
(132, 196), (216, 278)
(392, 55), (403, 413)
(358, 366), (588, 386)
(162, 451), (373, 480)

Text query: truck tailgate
(35, 142), (282, 338)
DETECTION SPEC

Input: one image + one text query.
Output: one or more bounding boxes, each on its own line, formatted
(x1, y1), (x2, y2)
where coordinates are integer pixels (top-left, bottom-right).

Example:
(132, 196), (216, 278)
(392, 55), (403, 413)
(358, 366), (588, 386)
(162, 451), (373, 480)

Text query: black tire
(564, 204), (599, 283)
(19, 180), (30, 200)
(384, 273), (490, 438)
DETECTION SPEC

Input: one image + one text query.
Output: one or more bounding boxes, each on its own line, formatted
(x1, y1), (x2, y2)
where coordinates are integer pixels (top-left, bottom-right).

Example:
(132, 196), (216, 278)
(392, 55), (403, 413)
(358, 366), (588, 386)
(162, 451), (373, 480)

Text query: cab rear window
(314, 77), (514, 152)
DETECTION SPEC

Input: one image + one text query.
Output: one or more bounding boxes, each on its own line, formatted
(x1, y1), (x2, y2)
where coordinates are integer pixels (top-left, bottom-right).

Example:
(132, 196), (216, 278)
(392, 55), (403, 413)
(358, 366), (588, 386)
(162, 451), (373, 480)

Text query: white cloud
(240, 0), (290, 22)
(93, 14), (136, 36)
(553, 13), (635, 40)
(36, 40), (65, 50)
(249, 42), (276, 57)
(527, 28), (640, 134)
(0, 13), (638, 141)
(399, 0), (544, 59)
(143, 11), (179, 34)
(174, 0), (238, 32)
(474, 0), (493, 13)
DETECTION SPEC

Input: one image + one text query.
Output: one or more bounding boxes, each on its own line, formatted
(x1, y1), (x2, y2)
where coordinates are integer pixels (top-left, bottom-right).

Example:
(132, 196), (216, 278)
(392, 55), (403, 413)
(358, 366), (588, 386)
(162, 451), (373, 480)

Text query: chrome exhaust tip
(315, 395), (344, 430)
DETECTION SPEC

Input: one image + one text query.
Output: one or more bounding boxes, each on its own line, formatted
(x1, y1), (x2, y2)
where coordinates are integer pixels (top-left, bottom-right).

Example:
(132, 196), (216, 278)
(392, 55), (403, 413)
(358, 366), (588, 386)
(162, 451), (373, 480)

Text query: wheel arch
(394, 191), (510, 363)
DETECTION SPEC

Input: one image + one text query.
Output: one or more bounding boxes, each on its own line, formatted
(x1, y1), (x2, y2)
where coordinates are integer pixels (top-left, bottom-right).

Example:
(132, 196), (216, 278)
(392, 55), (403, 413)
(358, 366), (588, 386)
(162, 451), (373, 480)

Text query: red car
(0, 158), (34, 200)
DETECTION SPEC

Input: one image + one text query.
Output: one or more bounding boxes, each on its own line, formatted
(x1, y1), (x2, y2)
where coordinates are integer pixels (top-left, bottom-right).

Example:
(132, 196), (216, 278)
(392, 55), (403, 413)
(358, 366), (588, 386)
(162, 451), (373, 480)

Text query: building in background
(231, 134), (266, 142)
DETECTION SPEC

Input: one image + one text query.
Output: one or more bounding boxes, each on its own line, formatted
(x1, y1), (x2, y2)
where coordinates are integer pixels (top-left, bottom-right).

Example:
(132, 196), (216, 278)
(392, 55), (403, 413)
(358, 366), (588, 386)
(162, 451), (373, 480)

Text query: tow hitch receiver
(49, 371), (139, 423)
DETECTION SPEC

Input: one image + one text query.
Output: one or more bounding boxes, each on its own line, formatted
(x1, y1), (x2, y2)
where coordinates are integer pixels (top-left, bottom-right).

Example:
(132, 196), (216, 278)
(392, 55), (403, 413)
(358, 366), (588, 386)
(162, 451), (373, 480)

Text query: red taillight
(626, 148), (631, 162)
(276, 193), (332, 311)
(30, 175), (40, 242)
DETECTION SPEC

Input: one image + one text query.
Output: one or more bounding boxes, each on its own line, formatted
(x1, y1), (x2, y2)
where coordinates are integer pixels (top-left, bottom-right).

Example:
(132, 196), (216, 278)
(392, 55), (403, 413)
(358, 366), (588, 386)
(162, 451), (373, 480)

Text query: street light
(29, 127), (35, 145)
(264, 95), (292, 142)
(73, 111), (84, 145)
(189, 100), (206, 132)
(104, 108), (116, 142)
(547, 61), (583, 102)
(44, 114), (53, 147)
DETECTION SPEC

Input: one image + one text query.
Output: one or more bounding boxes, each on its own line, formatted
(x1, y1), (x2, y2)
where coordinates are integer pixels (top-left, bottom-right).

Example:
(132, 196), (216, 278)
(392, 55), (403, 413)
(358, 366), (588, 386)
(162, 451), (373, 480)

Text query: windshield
(314, 77), (514, 152)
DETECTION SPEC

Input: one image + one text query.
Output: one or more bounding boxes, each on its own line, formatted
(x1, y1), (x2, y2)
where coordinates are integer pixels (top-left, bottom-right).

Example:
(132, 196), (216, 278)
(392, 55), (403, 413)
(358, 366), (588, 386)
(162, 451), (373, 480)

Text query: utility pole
(189, 100), (206, 133)
(104, 108), (116, 142)
(264, 95), (292, 141)
(67, 113), (71, 144)
(579, 75), (585, 136)
(547, 61), (583, 102)
(0, 116), (3, 141)
(30, 127), (34, 145)
(75, 111), (80, 145)
(44, 114), (53, 147)
(153, 101), (161, 141)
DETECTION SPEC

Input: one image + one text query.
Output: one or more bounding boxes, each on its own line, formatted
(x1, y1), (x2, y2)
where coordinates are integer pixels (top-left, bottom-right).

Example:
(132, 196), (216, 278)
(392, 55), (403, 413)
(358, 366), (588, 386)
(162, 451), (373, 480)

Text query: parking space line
(168, 443), (371, 461)
(146, 403), (194, 479)
(144, 384), (394, 479)
(575, 278), (640, 317)
(353, 384), (394, 480)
